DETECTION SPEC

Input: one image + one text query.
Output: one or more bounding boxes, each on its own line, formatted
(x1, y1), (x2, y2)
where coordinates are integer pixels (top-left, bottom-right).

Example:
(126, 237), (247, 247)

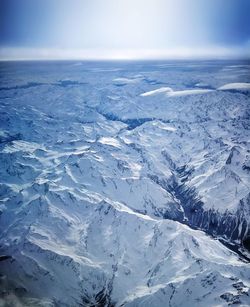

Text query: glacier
(0, 60), (250, 306)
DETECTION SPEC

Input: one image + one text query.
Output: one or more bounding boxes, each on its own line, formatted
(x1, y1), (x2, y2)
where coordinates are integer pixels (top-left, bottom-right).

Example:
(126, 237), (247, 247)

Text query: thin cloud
(1, 46), (250, 61)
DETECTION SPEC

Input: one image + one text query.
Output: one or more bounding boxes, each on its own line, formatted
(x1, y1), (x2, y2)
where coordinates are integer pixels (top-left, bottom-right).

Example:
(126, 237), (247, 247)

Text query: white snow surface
(0, 61), (250, 306)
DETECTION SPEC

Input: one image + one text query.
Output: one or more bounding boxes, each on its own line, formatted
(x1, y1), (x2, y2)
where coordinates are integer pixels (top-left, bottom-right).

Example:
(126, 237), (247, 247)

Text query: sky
(0, 0), (250, 60)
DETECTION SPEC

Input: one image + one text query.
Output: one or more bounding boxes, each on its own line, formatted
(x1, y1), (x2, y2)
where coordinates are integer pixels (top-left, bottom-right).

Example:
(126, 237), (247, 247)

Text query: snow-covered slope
(0, 60), (250, 306)
(1, 194), (250, 306)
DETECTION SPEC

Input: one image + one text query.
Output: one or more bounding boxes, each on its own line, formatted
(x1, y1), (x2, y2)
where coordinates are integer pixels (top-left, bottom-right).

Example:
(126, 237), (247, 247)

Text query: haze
(0, 0), (249, 60)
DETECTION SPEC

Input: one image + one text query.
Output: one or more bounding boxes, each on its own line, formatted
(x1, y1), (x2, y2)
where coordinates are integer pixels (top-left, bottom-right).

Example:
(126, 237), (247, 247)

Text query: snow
(0, 60), (250, 307)
(151, 121), (177, 131)
(98, 136), (122, 148)
(113, 77), (141, 85)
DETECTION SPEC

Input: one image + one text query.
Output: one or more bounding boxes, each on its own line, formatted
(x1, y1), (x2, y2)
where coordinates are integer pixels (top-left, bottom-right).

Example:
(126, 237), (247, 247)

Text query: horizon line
(1, 47), (250, 62)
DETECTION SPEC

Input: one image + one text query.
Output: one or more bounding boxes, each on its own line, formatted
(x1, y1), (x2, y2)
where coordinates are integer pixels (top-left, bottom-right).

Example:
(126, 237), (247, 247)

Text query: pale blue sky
(0, 0), (249, 59)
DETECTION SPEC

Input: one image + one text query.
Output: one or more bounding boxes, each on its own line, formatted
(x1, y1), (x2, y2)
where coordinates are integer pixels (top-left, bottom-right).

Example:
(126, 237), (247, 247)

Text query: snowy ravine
(0, 60), (250, 306)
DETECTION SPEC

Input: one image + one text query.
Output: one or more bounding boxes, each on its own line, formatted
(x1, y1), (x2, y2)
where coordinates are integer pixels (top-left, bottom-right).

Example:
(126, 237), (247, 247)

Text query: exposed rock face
(0, 60), (250, 306)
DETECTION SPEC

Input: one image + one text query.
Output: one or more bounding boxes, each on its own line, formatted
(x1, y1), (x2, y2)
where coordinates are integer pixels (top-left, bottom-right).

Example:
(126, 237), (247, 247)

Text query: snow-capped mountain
(0, 60), (250, 306)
